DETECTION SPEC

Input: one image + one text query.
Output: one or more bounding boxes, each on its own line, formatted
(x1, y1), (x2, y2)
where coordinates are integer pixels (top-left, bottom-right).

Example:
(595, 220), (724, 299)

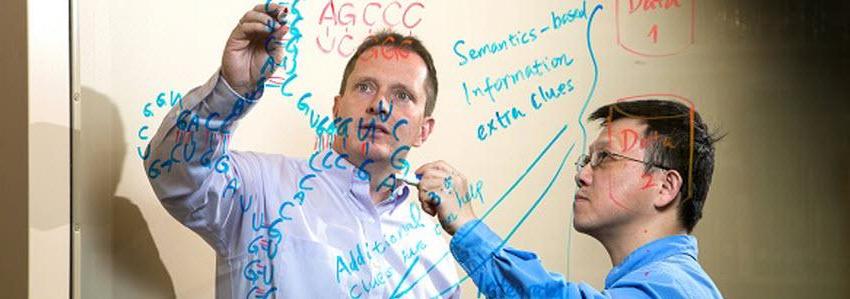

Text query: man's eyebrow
(389, 83), (416, 96)
(351, 76), (377, 85)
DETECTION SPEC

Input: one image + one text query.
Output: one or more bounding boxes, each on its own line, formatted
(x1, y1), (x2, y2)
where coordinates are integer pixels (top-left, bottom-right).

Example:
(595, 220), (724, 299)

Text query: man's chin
(572, 218), (595, 235)
(352, 142), (392, 161)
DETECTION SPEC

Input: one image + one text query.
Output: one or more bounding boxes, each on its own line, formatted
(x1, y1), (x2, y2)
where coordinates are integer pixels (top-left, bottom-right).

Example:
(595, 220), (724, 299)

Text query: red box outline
(615, 0), (696, 58)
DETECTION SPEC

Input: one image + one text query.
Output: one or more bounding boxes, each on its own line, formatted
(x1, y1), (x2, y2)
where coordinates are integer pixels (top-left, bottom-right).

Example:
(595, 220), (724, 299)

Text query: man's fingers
(414, 163), (433, 177)
(233, 20), (288, 53)
(418, 169), (450, 182)
(419, 176), (450, 193)
(417, 164), (450, 179)
(253, 3), (287, 17)
(241, 10), (273, 25)
(262, 25), (288, 53)
(234, 7), (289, 40)
(416, 160), (449, 172)
(419, 189), (442, 205)
(237, 11), (280, 35)
(267, 38), (287, 67)
(415, 161), (455, 180)
(417, 190), (438, 216)
(421, 202), (437, 216)
(235, 22), (272, 38)
(419, 182), (443, 194)
(271, 24), (289, 39)
(253, 4), (289, 26)
(429, 160), (452, 172)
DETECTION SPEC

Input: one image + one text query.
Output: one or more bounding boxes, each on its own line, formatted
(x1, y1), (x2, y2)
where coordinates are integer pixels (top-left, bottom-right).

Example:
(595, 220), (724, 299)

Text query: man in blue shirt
(416, 100), (723, 298)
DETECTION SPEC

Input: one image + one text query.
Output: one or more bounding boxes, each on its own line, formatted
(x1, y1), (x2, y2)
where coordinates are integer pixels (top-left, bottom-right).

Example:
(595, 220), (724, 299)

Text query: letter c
(138, 125), (149, 140)
(205, 112), (221, 131)
(392, 119), (408, 141)
(334, 153), (350, 170)
(402, 3), (424, 28)
(308, 151), (324, 172)
(337, 34), (355, 57)
(382, 1), (402, 27)
(322, 151), (335, 169)
(299, 174), (317, 191)
(349, 284), (362, 299)
(362, 2), (381, 26)
(278, 201), (295, 221)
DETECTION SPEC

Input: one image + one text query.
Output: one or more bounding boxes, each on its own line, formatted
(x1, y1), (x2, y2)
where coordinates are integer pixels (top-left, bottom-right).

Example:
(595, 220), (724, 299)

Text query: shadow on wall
(72, 86), (176, 298)
(696, 1), (850, 298)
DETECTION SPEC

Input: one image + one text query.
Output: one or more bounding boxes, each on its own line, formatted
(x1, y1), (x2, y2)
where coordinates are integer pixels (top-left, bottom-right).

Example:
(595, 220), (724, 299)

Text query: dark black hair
(589, 99), (723, 233)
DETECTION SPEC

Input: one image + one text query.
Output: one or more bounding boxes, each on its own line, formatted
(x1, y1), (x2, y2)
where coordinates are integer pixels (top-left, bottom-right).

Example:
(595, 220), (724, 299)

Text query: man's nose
(366, 93), (391, 117)
(575, 164), (591, 188)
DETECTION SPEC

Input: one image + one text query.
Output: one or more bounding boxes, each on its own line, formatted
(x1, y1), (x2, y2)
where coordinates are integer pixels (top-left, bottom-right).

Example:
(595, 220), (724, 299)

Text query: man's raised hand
(221, 4), (289, 98)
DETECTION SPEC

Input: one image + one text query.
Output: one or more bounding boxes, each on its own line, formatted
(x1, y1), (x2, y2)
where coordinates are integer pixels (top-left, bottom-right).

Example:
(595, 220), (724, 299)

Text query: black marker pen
(276, 7), (289, 26)
(399, 173), (422, 188)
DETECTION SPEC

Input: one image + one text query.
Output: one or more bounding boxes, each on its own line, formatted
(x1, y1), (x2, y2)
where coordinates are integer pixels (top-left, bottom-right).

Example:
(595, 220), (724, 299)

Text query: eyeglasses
(575, 150), (671, 174)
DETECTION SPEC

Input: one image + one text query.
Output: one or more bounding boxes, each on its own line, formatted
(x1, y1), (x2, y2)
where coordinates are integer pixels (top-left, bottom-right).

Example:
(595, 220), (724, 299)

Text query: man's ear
(654, 169), (683, 209)
(412, 116), (435, 147)
(332, 95), (341, 118)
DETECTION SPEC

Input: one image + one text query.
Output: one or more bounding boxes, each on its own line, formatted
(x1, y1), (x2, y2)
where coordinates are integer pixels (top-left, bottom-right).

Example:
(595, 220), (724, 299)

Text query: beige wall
(696, 2), (850, 296)
(28, 0), (72, 297)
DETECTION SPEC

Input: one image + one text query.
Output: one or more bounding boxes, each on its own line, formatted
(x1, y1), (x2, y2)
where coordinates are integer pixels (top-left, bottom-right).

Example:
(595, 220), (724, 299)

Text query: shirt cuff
(191, 71), (262, 132)
(449, 220), (504, 275)
(217, 70), (266, 102)
(205, 70), (251, 111)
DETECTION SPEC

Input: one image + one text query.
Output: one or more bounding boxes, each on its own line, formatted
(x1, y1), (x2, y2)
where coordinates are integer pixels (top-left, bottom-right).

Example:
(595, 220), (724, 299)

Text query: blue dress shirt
(450, 220), (722, 298)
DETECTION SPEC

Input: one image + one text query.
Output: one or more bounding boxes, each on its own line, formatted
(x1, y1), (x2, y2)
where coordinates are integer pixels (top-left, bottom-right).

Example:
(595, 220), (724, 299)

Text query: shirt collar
(376, 183), (412, 215)
(604, 235), (699, 288)
(321, 148), (413, 214)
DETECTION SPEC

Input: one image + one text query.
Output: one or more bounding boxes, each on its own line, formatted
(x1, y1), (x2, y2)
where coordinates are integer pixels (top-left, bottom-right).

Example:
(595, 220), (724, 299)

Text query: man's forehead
(349, 47), (427, 85)
(592, 118), (648, 150)
(354, 46), (426, 71)
(590, 129), (616, 149)
(603, 117), (647, 130)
